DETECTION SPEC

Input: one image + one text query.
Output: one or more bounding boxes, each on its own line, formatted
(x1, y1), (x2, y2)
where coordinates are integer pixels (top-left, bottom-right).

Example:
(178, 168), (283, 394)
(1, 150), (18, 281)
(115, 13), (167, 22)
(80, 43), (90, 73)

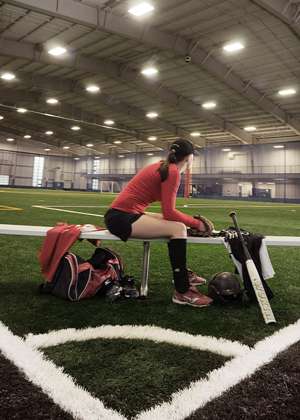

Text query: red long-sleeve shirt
(110, 162), (200, 229)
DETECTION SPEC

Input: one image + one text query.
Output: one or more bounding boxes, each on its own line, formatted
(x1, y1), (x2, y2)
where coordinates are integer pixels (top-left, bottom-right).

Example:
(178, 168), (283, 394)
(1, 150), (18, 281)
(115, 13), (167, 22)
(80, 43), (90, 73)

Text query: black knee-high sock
(168, 239), (189, 294)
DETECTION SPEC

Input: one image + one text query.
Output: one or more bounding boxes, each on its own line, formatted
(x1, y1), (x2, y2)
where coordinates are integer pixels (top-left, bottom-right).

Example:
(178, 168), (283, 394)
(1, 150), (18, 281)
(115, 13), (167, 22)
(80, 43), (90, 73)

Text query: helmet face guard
(208, 272), (245, 304)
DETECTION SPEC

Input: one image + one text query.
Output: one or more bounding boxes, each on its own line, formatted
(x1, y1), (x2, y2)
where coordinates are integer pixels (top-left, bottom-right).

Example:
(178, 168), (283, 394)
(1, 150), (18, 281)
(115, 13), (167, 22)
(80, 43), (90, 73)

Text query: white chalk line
(1, 321), (300, 420)
(32, 204), (298, 220)
(32, 205), (105, 217)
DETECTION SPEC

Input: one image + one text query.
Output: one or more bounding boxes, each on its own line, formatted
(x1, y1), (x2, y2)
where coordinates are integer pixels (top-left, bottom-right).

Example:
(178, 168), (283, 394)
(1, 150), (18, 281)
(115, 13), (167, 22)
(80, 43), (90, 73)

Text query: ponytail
(158, 150), (177, 182)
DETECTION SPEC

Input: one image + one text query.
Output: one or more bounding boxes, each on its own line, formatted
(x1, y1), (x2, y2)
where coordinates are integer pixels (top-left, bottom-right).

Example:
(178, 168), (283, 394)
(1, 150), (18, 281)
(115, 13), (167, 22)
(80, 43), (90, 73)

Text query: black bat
(229, 211), (276, 324)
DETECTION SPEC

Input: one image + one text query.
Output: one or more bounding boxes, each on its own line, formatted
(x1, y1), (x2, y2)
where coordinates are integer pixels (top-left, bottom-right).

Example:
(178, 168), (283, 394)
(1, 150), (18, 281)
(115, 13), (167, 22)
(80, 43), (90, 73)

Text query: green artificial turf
(43, 338), (228, 418)
(0, 188), (299, 417)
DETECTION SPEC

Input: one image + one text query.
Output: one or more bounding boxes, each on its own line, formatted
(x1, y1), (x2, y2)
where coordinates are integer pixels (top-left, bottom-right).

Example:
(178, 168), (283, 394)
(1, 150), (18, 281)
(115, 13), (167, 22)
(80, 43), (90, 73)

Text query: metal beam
(252, 0), (300, 37)
(4, 0), (300, 136)
(0, 124), (89, 155)
(0, 89), (144, 152)
(0, 113), (112, 154)
(0, 66), (203, 148)
(0, 36), (249, 144)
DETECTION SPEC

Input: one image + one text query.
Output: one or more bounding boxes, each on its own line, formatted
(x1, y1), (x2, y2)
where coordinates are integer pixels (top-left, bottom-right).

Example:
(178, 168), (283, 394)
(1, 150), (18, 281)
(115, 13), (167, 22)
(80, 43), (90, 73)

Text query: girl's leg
(130, 215), (189, 293)
(130, 214), (186, 240)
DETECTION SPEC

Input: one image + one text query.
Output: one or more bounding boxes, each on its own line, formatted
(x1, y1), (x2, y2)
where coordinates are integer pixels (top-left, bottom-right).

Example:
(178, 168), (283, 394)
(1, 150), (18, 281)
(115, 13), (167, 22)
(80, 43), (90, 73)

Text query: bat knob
(229, 211), (236, 217)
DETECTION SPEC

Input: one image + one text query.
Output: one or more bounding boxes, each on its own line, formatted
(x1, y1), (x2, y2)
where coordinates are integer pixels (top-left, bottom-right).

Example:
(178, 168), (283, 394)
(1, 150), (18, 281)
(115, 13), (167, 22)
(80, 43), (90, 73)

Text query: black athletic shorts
(104, 208), (143, 242)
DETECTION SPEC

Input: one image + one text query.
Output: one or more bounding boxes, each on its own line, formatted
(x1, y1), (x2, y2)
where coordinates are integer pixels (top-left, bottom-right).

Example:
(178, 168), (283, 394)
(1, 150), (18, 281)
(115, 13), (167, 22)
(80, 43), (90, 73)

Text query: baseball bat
(229, 211), (276, 325)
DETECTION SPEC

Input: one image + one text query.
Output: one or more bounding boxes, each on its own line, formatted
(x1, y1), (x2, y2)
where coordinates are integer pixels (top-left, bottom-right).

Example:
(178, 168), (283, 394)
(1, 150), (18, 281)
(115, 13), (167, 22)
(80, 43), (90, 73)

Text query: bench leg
(140, 241), (150, 298)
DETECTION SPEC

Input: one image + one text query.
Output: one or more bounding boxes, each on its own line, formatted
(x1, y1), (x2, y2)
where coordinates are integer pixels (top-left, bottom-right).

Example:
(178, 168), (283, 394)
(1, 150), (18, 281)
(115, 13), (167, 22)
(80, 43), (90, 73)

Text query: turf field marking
(0, 205), (22, 210)
(25, 325), (249, 358)
(0, 322), (124, 420)
(22, 320), (300, 420)
(32, 205), (105, 217)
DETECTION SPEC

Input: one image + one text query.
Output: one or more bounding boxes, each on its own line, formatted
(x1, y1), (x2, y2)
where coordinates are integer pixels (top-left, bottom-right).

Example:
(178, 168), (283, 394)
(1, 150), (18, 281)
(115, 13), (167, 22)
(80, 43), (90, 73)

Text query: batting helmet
(208, 272), (245, 304)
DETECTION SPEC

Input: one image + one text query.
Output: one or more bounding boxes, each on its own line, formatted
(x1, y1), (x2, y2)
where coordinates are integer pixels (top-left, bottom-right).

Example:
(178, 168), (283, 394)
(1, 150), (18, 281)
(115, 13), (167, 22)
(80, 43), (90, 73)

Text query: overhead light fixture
(142, 68), (158, 75)
(222, 148), (231, 151)
(146, 112), (158, 117)
(273, 145), (284, 148)
(0, 116), (3, 120)
(17, 108), (27, 113)
(7, 138), (14, 141)
(118, 155), (125, 158)
(244, 126), (256, 131)
(86, 86), (100, 92)
(86, 143), (93, 147)
(202, 102), (216, 108)
(147, 153), (154, 155)
(94, 156), (100, 159)
(44, 148), (50, 151)
(74, 157), (80, 160)
(104, 120), (114, 125)
(63, 146), (70, 149)
(45, 131), (53, 135)
(1, 73), (15, 80)
(148, 136), (157, 140)
(114, 140), (122, 144)
(128, 3), (154, 16)
(48, 47), (67, 56)
(24, 135), (31, 138)
(71, 126), (80, 130)
(190, 132), (200, 136)
(278, 89), (296, 95)
(223, 43), (244, 52)
(47, 98), (58, 104)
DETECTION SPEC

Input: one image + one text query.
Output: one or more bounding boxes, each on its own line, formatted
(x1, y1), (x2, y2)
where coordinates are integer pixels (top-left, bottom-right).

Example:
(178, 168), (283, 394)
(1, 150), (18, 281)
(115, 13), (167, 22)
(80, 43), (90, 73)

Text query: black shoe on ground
(105, 278), (122, 303)
(122, 275), (139, 299)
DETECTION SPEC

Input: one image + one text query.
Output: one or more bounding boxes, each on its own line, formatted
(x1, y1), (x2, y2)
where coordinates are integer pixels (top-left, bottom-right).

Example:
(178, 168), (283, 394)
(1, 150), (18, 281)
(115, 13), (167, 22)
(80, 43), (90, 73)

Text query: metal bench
(1, 224), (299, 297)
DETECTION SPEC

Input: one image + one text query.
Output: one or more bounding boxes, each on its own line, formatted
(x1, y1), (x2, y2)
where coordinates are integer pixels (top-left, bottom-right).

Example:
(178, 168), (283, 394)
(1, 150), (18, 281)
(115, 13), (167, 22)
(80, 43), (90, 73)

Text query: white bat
(230, 211), (276, 325)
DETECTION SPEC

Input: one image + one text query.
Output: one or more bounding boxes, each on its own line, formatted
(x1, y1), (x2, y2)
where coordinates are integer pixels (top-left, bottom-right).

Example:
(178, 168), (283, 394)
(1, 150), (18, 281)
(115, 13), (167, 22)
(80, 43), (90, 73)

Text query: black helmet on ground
(208, 272), (245, 304)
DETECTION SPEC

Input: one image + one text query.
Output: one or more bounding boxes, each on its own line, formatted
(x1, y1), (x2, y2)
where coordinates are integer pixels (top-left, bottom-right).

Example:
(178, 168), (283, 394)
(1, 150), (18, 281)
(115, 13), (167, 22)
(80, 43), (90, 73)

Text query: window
(92, 159), (100, 190)
(32, 156), (44, 187)
(0, 175), (9, 185)
(93, 159), (100, 174)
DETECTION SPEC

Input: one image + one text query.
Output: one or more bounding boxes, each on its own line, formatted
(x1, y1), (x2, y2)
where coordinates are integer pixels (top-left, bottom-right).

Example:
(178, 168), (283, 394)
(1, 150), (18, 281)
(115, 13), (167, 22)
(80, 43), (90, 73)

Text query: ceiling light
(24, 135), (31, 138)
(86, 85), (100, 92)
(94, 156), (100, 159)
(147, 153), (154, 155)
(190, 132), (200, 136)
(114, 140), (122, 144)
(142, 68), (158, 75)
(202, 102), (216, 108)
(148, 136), (157, 140)
(223, 43), (244, 51)
(7, 138), (14, 141)
(74, 157), (80, 160)
(47, 98), (58, 104)
(45, 131), (53, 135)
(1, 73), (15, 80)
(146, 112), (158, 117)
(48, 47), (67, 56)
(63, 146), (70, 149)
(222, 148), (231, 151)
(86, 143), (93, 147)
(273, 145), (284, 148)
(128, 3), (154, 16)
(278, 89), (296, 95)
(244, 126), (256, 131)
(71, 126), (80, 130)
(17, 108), (27, 113)
(0, 116), (3, 120)
(104, 120), (114, 125)
(44, 148), (50, 151)
(118, 155), (124, 158)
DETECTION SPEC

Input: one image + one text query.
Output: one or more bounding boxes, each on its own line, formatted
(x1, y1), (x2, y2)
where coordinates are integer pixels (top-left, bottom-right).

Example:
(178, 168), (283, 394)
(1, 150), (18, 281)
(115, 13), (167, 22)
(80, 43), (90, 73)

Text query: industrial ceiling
(0, 0), (300, 156)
